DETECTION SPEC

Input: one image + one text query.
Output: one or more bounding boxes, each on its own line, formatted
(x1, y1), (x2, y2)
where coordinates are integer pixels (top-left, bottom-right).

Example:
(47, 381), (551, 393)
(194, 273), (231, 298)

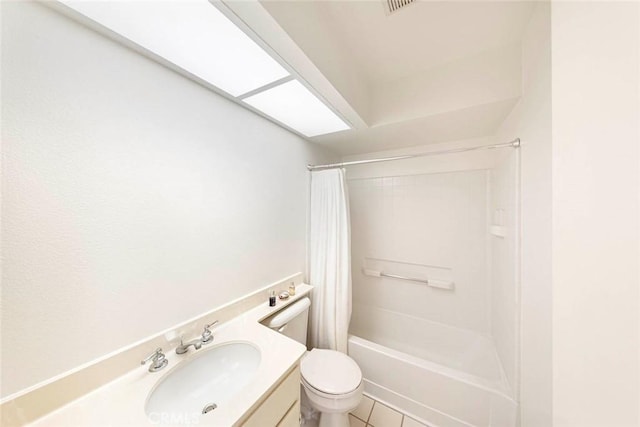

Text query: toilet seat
(300, 349), (362, 395)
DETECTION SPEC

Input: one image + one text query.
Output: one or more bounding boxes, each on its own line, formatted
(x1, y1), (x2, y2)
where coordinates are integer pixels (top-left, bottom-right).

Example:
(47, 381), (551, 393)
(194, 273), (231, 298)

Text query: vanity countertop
(29, 285), (313, 427)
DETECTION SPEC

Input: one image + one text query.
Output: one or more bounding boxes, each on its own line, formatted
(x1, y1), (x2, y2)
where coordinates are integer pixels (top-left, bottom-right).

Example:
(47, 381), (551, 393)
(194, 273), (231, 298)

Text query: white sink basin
(145, 342), (261, 422)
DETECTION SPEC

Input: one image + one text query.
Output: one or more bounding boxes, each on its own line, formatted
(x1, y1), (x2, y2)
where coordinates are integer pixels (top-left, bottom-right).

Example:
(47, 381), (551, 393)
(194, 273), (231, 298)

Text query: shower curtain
(308, 168), (352, 353)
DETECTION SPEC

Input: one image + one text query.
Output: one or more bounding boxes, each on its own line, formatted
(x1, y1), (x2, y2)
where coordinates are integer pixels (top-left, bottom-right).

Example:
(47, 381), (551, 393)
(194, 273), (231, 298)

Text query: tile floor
(349, 395), (429, 427)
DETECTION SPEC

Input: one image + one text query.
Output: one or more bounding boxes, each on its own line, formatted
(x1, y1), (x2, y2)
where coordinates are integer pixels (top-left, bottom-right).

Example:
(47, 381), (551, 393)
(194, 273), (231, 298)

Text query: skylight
(243, 80), (350, 137)
(61, 0), (289, 97)
(59, 0), (350, 137)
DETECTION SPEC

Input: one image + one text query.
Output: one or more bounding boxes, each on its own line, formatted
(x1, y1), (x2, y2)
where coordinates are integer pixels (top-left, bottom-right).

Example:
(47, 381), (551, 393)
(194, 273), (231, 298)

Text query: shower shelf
(490, 225), (507, 238)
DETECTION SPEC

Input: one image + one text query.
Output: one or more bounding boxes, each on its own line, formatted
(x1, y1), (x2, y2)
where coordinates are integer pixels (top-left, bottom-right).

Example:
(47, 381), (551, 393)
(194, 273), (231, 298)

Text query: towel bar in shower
(362, 268), (454, 290)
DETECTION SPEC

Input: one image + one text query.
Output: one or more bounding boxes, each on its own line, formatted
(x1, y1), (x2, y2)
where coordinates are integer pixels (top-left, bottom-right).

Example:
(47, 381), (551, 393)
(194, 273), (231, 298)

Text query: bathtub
(348, 305), (517, 427)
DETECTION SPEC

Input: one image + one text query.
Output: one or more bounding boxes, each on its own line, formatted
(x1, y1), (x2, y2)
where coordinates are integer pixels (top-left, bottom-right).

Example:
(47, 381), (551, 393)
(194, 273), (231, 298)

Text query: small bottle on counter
(288, 282), (296, 296)
(269, 290), (276, 307)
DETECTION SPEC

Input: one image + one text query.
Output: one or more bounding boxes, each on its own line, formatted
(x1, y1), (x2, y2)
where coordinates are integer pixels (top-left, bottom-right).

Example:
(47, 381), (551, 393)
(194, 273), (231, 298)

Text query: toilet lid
(301, 349), (362, 395)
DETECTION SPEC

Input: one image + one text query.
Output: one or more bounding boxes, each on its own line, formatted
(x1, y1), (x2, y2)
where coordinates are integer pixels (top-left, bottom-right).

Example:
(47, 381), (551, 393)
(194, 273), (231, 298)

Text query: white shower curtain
(308, 168), (352, 353)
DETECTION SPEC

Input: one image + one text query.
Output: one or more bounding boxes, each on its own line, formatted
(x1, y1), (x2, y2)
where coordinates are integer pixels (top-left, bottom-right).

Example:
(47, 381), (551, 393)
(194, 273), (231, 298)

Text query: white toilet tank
(262, 297), (311, 345)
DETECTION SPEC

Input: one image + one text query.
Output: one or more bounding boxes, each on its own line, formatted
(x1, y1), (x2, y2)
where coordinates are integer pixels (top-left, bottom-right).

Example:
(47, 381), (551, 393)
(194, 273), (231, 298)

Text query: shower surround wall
(489, 151), (519, 392)
(349, 169), (491, 335)
(346, 141), (519, 425)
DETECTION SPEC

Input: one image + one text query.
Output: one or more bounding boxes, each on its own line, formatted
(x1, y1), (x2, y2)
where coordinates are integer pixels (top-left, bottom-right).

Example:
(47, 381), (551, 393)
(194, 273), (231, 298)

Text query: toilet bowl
(300, 348), (363, 427)
(261, 298), (363, 427)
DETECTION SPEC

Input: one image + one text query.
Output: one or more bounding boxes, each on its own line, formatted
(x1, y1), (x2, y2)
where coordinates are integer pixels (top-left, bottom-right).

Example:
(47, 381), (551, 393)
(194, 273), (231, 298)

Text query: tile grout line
(353, 396), (426, 427)
(367, 401), (375, 424)
(349, 396), (375, 425)
(352, 414), (368, 425)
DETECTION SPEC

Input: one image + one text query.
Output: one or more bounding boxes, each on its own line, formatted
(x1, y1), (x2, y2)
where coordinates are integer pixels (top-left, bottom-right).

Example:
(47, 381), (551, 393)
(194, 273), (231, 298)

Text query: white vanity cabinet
(239, 365), (300, 427)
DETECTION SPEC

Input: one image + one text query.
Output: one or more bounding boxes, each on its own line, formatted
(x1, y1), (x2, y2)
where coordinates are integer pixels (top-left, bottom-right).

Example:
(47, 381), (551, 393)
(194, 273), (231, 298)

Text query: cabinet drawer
(241, 366), (300, 427)
(277, 401), (300, 427)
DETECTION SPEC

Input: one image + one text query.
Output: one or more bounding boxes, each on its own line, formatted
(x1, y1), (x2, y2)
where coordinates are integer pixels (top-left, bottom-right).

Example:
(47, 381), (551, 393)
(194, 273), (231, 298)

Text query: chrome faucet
(175, 321), (218, 355)
(141, 348), (168, 372)
(175, 337), (202, 354)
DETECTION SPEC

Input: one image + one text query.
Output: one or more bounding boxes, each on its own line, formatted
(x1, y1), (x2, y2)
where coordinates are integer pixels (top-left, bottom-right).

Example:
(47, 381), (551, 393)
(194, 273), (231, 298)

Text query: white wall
(551, 2), (639, 426)
(494, 3), (552, 425)
(0, 1), (335, 399)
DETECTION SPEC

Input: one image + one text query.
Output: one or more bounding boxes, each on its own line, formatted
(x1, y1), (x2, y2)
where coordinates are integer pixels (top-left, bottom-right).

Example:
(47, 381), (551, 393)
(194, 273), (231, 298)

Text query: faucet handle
(202, 320), (218, 345)
(205, 320), (219, 329)
(141, 348), (168, 372)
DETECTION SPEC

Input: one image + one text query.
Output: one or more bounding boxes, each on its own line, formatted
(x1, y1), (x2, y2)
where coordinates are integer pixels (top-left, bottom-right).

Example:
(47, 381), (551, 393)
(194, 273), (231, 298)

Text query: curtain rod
(307, 138), (520, 171)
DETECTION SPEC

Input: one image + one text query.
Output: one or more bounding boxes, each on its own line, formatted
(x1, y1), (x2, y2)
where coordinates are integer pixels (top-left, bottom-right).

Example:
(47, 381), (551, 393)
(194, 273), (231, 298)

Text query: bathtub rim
(348, 334), (515, 399)
(349, 302), (512, 390)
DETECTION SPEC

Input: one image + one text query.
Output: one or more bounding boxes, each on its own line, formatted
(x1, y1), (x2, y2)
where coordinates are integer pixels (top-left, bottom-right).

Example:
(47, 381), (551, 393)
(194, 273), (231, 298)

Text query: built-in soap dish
(490, 225), (506, 238)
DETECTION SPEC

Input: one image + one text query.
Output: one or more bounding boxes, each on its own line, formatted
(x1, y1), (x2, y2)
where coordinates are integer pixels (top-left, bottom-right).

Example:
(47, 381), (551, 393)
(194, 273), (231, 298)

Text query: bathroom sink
(145, 342), (261, 422)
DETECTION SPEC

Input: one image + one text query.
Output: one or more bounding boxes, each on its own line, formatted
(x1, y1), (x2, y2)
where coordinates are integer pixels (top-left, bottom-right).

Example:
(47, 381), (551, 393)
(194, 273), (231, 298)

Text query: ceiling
(258, 0), (536, 154)
(312, 97), (519, 154)
(262, 1), (535, 86)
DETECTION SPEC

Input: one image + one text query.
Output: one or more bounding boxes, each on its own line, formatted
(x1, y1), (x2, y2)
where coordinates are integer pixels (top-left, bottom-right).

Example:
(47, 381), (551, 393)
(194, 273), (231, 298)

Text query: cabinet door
(242, 366), (300, 427)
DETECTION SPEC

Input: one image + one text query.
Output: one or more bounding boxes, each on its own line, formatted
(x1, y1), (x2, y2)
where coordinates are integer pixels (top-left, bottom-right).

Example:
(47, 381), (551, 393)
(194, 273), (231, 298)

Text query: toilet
(263, 297), (363, 427)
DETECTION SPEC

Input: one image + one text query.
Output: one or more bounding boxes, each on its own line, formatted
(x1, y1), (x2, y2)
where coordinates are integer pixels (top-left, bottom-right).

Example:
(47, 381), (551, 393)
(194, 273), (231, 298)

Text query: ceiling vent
(383, 0), (416, 15)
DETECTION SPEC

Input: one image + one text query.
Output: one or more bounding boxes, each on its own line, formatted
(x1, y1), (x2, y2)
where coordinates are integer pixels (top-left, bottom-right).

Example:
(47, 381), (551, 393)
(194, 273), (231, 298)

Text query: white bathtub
(348, 305), (517, 427)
